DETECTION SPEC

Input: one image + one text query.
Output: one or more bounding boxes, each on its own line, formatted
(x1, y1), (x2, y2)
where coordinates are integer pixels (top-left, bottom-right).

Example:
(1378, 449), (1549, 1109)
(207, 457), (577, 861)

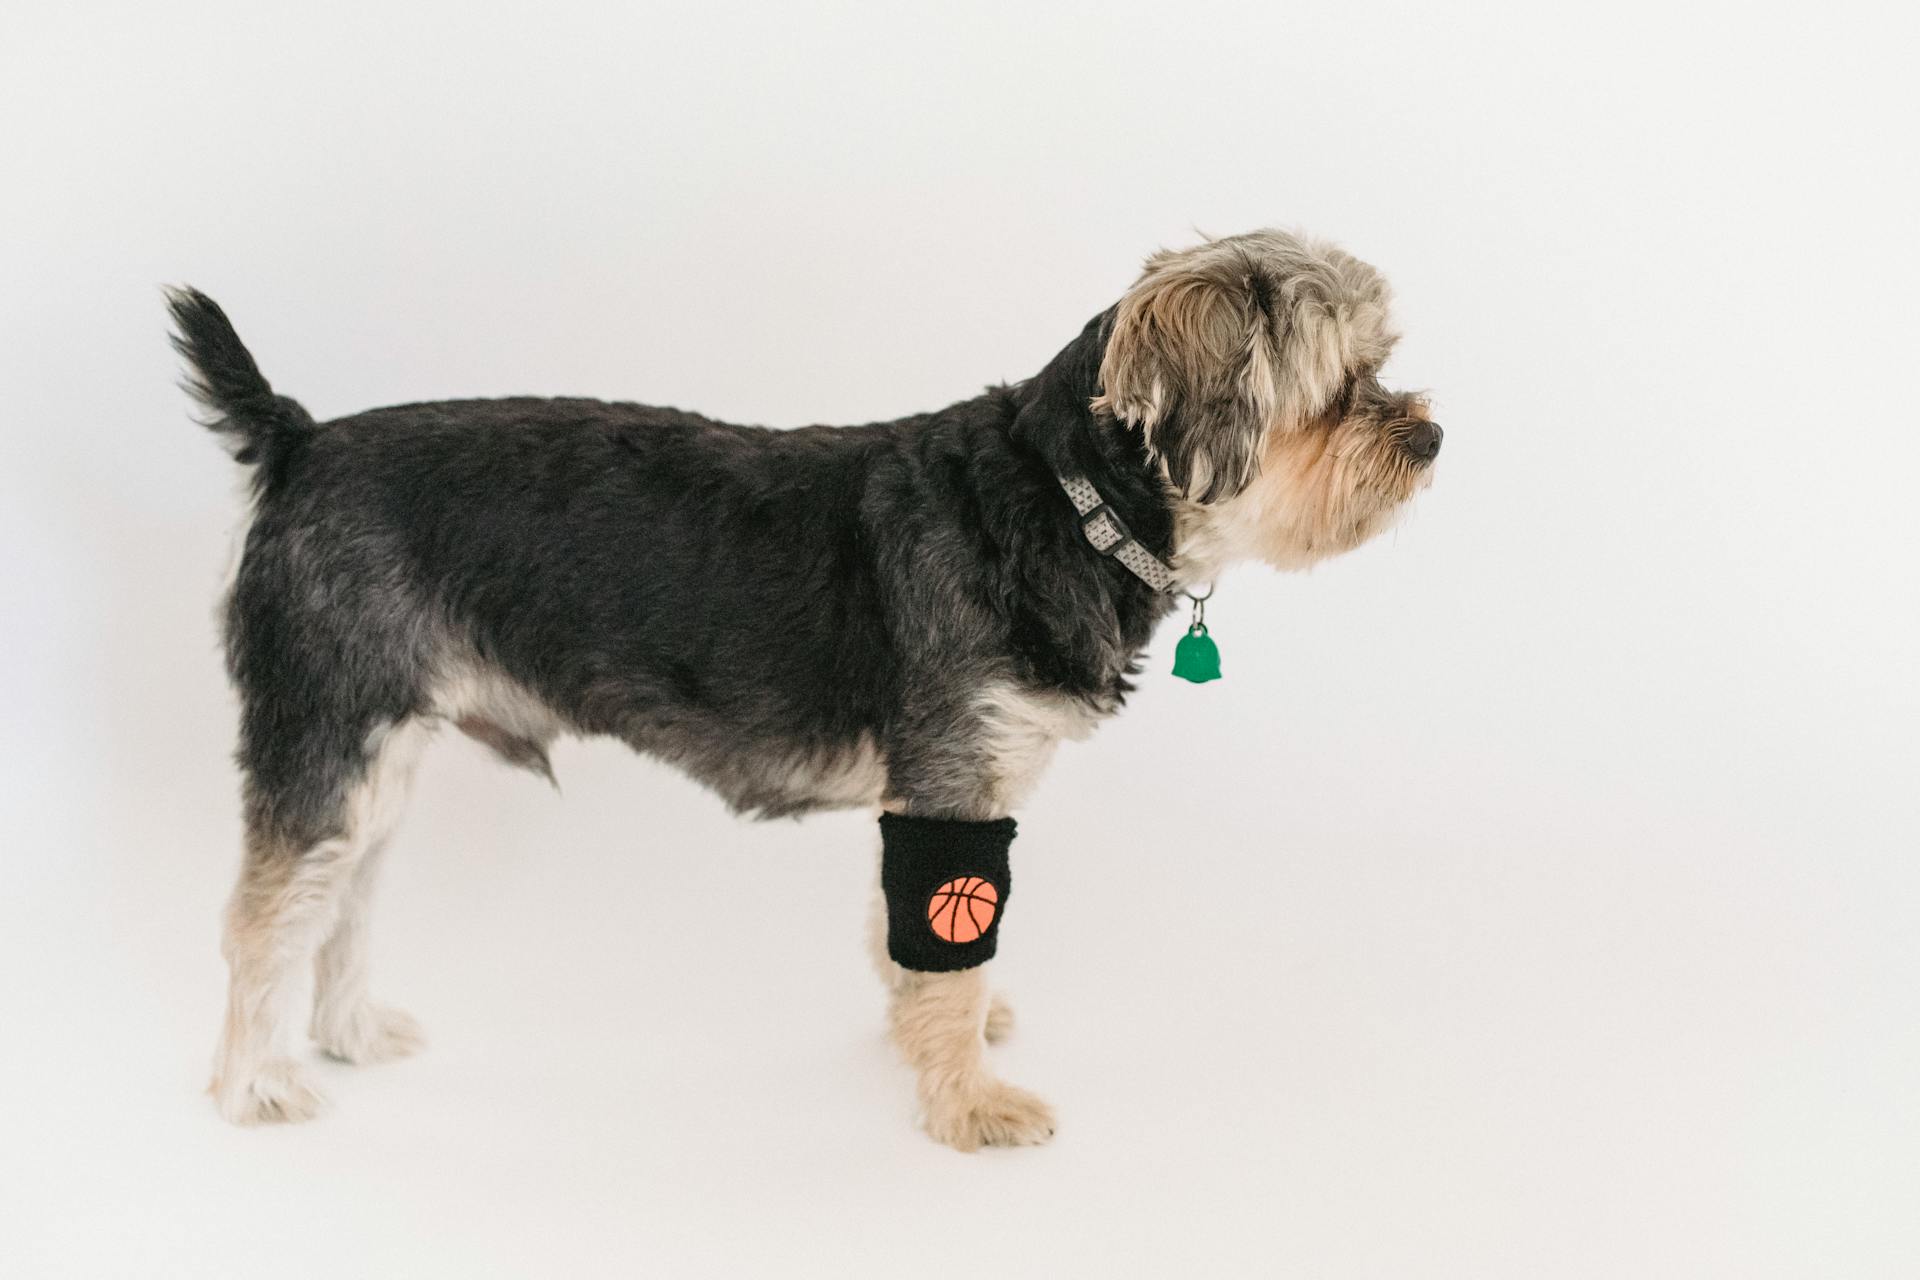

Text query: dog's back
(168, 292), (954, 828)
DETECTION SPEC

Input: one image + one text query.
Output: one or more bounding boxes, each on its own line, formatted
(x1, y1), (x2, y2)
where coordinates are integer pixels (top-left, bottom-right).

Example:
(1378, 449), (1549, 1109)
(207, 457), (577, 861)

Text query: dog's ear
(1093, 234), (1395, 503)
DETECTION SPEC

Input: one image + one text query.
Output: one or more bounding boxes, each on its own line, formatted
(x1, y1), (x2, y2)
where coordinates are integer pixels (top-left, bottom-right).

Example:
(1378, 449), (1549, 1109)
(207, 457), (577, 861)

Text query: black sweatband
(879, 813), (1016, 973)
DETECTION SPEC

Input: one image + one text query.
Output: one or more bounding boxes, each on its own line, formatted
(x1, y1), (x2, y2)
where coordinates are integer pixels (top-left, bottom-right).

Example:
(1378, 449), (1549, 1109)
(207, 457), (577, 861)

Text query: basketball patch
(879, 812), (1015, 972)
(926, 876), (999, 944)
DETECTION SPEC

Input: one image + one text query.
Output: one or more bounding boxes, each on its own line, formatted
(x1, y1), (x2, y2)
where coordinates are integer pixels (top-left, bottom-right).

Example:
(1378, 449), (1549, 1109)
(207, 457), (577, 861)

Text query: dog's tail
(165, 286), (314, 467)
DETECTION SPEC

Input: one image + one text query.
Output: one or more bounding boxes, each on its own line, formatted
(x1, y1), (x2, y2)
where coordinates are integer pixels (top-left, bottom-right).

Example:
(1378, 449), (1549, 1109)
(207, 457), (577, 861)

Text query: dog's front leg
(871, 812), (1054, 1151)
(866, 890), (1015, 1043)
(888, 965), (1054, 1151)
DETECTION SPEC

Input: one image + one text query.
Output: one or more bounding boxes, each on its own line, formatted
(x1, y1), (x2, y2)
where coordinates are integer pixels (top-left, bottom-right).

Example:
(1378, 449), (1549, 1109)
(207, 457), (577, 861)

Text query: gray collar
(1057, 473), (1177, 593)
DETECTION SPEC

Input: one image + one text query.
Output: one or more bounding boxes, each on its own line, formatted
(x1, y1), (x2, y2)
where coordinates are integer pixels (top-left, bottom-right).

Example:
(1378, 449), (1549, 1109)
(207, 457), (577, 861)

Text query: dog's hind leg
(309, 728), (430, 1066)
(212, 717), (429, 1123)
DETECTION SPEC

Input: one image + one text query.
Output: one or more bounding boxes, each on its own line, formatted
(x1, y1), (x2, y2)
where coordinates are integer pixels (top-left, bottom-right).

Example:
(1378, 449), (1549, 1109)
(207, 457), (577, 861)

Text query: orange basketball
(926, 876), (999, 944)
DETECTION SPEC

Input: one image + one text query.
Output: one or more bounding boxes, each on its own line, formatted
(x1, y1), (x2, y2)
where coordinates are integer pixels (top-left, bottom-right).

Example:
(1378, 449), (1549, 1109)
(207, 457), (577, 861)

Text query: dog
(171, 229), (1439, 1149)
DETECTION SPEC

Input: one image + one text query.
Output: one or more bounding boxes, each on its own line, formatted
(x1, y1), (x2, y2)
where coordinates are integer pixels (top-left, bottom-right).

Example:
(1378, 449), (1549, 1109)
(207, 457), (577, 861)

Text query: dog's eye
(1345, 371), (1388, 411)
(1332, 373), (1366, 414)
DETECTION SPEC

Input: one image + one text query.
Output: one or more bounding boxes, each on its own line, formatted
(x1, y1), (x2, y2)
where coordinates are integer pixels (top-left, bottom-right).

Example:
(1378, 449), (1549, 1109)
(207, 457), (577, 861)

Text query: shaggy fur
(171, 228), (1439, 1146)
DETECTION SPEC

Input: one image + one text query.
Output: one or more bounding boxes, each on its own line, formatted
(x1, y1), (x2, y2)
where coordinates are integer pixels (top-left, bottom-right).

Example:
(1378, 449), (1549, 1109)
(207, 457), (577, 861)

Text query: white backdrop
(4, 2), (1917, 1276)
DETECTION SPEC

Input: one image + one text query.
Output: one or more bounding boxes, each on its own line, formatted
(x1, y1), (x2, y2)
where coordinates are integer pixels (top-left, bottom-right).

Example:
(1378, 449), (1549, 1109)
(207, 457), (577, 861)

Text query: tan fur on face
(1094, 229), (1399, 502)
(1174, 390), (1436, 579)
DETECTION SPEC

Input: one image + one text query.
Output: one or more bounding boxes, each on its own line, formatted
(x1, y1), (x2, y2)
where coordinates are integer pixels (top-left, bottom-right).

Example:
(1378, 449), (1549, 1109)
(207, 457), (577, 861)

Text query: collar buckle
(1079, 502), (1134, 556)
(1057, 471), (1179, 594)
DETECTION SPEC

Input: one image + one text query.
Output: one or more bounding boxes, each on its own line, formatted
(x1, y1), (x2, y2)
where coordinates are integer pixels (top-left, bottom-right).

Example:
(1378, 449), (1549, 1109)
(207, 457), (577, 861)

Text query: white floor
(8, 612), (1918, 1277)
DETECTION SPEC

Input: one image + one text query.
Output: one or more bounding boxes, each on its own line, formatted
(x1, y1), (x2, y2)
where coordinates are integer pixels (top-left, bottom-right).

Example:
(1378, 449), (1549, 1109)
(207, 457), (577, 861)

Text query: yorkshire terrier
(171, 229), (1439, 1149)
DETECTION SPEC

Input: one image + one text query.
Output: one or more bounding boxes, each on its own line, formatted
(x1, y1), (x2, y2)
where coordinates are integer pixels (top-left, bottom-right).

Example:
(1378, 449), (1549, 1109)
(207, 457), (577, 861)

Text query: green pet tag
(1171, 585), (1221, 682)
(1172, 624), (1222, 683)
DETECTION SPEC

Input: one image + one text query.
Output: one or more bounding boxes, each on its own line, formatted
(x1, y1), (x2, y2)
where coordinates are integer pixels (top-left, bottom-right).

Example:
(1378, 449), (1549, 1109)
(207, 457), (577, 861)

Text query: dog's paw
(924, 1078), (1057, 1152)
(983, 992), (1015, 1045)
(314, 1003), (426, 1065)
(212, 1058), (327, 1125)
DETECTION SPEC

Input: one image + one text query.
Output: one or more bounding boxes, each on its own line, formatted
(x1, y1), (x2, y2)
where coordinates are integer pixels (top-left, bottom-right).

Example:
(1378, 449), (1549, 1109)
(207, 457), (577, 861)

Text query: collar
(1057, 473), (1178, 593)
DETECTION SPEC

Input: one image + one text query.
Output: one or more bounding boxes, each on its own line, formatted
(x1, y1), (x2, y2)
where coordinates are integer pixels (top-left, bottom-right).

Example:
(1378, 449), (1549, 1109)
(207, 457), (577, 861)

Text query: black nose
(1403, 421), (1443, 461)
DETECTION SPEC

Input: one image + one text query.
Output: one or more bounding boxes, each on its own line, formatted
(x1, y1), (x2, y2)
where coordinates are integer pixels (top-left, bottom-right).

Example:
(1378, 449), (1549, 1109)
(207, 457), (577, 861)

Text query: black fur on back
(173, 298), (1180, 843)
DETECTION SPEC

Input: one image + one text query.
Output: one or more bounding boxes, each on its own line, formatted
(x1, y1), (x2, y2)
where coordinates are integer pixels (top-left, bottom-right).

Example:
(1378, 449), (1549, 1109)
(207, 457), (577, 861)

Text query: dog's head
(1093, 230), (1438, 572)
